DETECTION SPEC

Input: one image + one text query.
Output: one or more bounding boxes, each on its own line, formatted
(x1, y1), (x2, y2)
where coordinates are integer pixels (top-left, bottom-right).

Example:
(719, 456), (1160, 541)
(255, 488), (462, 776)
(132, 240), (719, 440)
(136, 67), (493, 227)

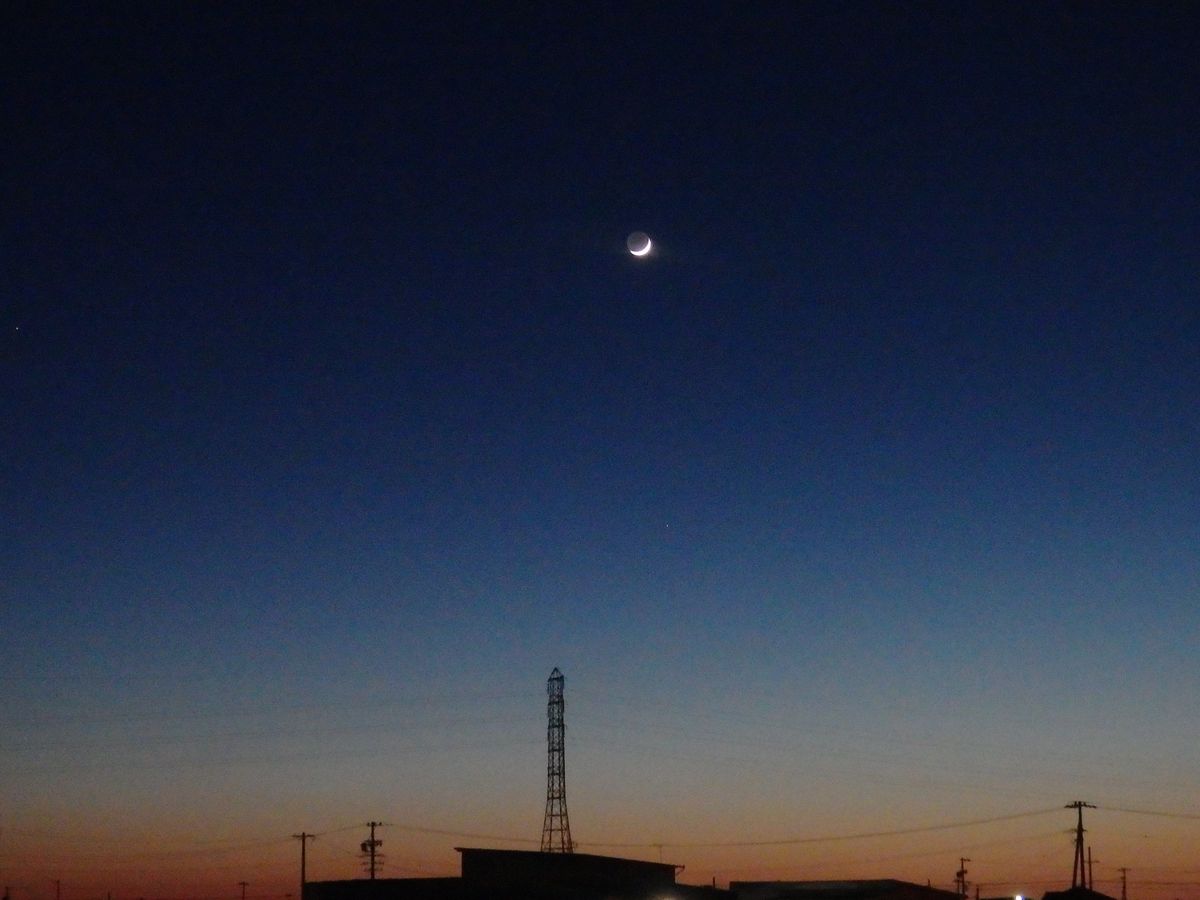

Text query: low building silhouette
(1041, 887), (1119, 900)
(730, 880), (964, 900)
(305, 847), (730, 900)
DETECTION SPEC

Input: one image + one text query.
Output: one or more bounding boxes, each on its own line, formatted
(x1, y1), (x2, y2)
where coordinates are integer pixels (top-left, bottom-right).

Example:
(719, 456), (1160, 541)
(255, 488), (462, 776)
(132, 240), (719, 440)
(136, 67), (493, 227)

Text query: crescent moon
(628, 232), (652, 256)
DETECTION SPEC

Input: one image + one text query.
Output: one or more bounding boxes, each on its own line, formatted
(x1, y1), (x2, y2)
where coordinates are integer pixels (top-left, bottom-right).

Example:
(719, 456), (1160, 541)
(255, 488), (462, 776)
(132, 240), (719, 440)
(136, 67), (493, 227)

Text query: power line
(3, 711), (540, 753)
(1, 808), (1062, 859)
(0, 823), (433, 860)
(580, 806), (1063, 849)
(1097, 805), (1200, 821)
(3, 738), (541, 776)
(0, 838), (294, 862)
(1132, 881), (1200, 887)
(13, 802), (1188, 867)
(0, 689), (538, 724)
(384, 824), (538, 845)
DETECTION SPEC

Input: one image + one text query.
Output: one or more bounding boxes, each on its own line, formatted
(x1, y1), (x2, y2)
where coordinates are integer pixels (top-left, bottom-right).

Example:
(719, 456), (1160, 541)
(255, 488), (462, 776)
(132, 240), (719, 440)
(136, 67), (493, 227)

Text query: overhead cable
(578, 806), (1064, 849)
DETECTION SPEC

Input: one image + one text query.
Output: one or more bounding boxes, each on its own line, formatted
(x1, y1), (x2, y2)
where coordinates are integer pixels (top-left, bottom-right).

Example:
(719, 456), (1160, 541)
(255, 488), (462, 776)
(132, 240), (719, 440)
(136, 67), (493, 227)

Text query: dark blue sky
(3, 3), (1199, 894)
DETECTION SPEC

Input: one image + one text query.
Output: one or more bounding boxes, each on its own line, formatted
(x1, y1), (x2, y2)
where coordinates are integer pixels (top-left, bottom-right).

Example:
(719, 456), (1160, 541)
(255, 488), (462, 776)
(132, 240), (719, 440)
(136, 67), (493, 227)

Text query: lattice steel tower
(540, 667), (574, 852)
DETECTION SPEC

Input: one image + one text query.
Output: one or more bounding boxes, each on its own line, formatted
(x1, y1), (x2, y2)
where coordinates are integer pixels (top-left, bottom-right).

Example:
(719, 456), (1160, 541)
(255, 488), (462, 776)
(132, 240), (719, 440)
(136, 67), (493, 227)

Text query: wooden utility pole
(292, 832), (315, 899)
(361, 822), (383, 880)
(955, 858), (971, 899)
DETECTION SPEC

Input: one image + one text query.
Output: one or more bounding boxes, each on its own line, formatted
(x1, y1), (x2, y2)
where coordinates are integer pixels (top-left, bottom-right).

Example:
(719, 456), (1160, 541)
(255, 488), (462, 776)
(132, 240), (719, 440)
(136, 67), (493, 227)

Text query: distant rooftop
(305, 846), (729, 900)
(730, 879), (964, 900)
(1042, 886), (1120, 900)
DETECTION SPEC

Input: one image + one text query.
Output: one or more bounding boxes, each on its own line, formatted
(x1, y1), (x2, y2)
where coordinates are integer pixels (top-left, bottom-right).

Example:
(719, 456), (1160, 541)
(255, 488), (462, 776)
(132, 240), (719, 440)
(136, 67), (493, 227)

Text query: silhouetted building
(304, 847), (730, 900)
(731, 880), (963, 900)
(1041, 887), (1119, 900)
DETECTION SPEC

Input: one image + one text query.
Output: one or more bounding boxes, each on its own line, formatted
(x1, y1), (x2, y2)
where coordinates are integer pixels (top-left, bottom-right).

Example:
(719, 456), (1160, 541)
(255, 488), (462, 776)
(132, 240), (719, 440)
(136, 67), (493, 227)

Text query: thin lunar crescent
(627, 232), (652, 256)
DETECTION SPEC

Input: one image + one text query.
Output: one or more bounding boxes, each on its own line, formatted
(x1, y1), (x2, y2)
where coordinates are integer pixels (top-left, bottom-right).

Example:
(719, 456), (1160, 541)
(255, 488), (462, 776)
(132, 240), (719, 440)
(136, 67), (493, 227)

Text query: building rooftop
(730, 880), (964, 900)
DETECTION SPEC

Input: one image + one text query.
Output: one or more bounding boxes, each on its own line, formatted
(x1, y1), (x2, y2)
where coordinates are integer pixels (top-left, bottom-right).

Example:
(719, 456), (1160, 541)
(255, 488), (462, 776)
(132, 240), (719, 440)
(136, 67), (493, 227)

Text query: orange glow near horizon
(3, 806), (1197, 900)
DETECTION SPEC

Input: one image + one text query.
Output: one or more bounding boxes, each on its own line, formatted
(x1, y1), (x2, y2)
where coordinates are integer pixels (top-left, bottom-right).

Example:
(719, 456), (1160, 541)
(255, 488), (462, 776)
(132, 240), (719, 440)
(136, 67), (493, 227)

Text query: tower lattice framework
(540, 667), (574, 852)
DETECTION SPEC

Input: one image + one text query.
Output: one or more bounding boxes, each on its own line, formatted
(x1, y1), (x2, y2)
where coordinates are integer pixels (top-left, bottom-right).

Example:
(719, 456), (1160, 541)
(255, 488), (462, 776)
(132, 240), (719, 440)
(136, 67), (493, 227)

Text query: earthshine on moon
(627, 231), (652, 256)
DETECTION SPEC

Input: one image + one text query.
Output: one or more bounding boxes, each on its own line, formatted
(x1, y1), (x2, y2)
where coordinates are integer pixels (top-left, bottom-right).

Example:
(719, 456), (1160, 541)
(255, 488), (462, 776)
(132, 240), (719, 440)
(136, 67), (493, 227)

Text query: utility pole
(360, 822), (383, 879)
(292, 832), (315, 899)
(1066, 801), (1095, 888)
(238, 880), (248, 900)
(955, 858), (971, 899)
(1118, 868), (1129, 900)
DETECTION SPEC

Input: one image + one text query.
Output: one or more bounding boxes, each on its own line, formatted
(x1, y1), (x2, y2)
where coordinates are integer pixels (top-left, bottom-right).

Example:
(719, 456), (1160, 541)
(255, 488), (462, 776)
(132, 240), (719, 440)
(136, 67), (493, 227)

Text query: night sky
(3, 3), (1198, 899)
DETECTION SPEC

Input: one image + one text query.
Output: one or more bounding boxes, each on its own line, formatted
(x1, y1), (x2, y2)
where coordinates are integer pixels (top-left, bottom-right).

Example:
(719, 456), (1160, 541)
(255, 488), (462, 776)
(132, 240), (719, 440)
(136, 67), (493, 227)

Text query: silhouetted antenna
(360, 822), (384, 879)
(1066, 801), (1095, 888)
(540, 667), (573, 852)
(1118, 867), (1129, 900)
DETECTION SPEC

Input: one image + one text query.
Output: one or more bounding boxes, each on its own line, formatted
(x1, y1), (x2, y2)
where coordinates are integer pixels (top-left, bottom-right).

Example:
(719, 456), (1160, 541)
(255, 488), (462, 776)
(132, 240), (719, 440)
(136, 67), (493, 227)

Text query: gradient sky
(3, 3), (1198, 900)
